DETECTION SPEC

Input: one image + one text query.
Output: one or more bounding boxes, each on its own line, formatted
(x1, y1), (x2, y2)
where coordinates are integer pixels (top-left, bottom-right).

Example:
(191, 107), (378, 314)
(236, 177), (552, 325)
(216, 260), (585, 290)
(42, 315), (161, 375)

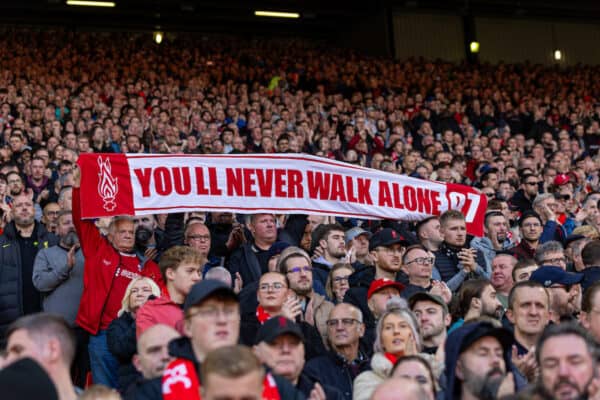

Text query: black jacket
(240, 309), (327, 360)
(296, 371), (345, 400)
(227, 242), (264, 287)
(125, 336), (305, 400)
(0, 221), (58, 344)
(107, 312), (141, 393)
(304, 350), (370, 400)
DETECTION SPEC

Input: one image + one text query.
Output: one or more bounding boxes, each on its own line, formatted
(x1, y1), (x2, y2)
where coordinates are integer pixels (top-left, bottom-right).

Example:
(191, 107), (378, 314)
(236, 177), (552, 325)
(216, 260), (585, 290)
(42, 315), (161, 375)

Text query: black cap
(408, 292), (449, 315)
(184, 279), (238, 312)
(369, 228), (410, 251)
(565, 234), (586, 247)
(459, 321), (513, 355)
(0, 358), (58, 400)
(255, 316), (305, 345)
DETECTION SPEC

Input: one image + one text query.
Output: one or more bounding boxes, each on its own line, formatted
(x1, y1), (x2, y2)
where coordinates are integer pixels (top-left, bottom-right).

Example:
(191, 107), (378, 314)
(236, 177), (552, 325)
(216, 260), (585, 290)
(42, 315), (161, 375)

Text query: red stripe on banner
(127, 153), (369, 171)
(77, 154), (135, 218)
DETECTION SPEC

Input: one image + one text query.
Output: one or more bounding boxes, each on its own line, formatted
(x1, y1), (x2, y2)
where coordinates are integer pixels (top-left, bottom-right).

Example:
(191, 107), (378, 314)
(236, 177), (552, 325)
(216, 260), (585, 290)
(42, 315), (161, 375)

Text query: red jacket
(136, 296), (184, 338)
(73, 187), (165, 335)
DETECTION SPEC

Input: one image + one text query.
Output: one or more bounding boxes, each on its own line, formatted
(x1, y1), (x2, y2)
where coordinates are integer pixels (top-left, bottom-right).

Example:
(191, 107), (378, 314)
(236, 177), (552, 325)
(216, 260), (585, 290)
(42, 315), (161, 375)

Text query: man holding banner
(72, 167), (165, 389)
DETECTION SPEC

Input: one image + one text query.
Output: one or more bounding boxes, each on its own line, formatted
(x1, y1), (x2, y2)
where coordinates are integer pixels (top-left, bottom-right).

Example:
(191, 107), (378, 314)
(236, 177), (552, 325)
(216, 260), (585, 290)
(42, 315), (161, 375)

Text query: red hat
(553, 174), (570, 186)
(367, 279), (405, 300)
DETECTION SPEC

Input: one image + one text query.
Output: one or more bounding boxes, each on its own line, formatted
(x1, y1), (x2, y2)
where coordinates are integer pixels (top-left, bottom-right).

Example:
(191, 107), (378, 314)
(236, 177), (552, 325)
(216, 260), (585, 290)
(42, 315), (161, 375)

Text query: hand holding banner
(77, 153), (487, 236)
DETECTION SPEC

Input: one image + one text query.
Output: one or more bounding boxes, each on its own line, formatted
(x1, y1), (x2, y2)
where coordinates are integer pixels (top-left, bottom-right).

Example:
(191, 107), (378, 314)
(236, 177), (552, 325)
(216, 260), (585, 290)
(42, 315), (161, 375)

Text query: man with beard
(471, 212), (513, 275)
(33, 210), (84, 327)
(133, 215), (162, 262)
(0, 193), (58, 344)
(533, 323), (598, 400)
(451, 279), (504, 331)
(490, 254), (517, 309)
(529, 266), (583, 323)
(311, 224), (347, 287)
(278, 246), (333, 348)
(410, 293), (451, 355)
(509, 173), (539, 213)
(445, 320), (518, 400)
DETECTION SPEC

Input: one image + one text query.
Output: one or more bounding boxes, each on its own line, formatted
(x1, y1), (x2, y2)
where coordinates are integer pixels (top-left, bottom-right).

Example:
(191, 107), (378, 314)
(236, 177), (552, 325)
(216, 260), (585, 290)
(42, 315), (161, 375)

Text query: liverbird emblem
(97, 157), (118, 211)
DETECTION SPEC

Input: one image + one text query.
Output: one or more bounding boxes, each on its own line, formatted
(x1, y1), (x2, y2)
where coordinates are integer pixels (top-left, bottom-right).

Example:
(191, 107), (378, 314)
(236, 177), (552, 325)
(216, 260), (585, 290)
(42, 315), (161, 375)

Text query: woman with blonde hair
(106, 277), (160, 392)
(353, 297), (422, 400)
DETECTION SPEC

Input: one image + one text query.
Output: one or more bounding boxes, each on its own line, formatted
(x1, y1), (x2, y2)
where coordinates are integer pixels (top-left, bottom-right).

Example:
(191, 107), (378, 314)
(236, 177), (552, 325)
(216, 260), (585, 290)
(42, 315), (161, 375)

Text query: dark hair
(326, 263), (354, 301)
(511, 258), (537, 281)
(582, 282), (600, 313)
(535, 322), (598, 366)
(454, 279), (490, 319)
(484, 211), (505, 228)
(582, 240), (600, 267)
(507, 281), (549, 310)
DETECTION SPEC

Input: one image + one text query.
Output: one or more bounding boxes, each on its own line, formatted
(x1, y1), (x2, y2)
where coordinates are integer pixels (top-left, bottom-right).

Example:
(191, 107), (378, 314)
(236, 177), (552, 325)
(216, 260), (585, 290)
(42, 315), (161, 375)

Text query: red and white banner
(77, 153), (487, 236)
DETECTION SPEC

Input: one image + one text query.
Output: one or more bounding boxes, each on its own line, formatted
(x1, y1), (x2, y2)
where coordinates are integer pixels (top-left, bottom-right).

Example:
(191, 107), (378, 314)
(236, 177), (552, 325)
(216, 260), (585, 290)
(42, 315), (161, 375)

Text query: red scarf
(256, 305), (271, 324)
(384, 352), (403, 366)
(162, 358), (281, 400)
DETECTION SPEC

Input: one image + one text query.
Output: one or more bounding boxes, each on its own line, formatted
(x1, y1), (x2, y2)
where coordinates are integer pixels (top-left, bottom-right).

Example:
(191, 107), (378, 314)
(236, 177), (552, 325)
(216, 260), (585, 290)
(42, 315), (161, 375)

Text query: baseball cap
(554, 174), (570, 186)
(255, 316), (305, 345)
(458, 321), (513, 355)
(184, 279), (238, 312)
(408, 292), (449, 315)
(565, 234), (586, 247)
(345, 227), (372, 245)
(529, 266), (584, 287)
(367, 278), (405, 300)
(369, 228), (410, 251)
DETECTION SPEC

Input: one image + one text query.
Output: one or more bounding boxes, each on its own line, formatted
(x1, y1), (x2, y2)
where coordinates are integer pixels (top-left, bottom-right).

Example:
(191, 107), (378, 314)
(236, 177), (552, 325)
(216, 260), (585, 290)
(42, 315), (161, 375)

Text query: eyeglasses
(405, 257), (435, 266)
(333, 276), (350, 284)
(542, 257), (567, 265)
(326, 318), (361, 327)
(287, 266), (312, 274)
(187, 234), (210, 242)
(525, 181), (538, 186)
(188, 306), (239, 321)
(259, 282), (286, 292)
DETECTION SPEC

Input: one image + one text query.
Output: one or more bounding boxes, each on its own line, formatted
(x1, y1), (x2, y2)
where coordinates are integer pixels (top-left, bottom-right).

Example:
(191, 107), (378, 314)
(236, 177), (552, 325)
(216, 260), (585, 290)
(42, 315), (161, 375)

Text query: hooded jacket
(444, 322), (526, 400)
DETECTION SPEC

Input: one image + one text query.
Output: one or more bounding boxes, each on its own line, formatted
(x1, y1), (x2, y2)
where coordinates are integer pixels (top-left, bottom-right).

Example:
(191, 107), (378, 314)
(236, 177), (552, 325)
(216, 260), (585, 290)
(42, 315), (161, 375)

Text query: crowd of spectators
(3, 29), (600, 399)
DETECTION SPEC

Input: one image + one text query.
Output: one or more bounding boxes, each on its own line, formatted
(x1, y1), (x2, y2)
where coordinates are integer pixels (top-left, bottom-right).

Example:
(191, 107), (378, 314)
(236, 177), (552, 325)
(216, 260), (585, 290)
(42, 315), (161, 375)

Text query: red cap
(367, 279), (405, 300)
(554, 174), (570, 186)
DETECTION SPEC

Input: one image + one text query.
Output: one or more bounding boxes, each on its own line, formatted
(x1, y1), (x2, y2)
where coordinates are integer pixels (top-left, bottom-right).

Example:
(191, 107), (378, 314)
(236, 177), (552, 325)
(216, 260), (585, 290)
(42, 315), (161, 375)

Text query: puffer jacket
(0, 221), (58, 344)
(352, 352), (393, 400)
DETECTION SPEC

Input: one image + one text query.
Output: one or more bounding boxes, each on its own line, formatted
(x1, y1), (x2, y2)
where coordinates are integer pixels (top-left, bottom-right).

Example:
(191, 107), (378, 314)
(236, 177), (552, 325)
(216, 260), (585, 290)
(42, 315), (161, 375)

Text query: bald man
(133, 324), (180, 380)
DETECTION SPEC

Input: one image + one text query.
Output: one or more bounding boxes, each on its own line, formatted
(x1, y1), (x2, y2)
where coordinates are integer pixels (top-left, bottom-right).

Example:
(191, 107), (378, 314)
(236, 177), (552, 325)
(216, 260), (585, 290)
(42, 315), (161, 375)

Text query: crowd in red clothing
(2, 29), (600, 400)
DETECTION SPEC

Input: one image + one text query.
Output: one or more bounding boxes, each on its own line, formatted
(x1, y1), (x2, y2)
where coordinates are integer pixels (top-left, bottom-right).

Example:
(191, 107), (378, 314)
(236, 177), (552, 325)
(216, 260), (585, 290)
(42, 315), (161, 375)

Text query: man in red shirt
(72, 166), (164, 388)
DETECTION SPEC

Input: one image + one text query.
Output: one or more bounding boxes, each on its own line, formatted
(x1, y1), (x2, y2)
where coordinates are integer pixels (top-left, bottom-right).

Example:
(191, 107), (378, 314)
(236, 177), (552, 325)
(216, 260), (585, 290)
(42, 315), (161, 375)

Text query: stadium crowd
(3, 29), (600, 399)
